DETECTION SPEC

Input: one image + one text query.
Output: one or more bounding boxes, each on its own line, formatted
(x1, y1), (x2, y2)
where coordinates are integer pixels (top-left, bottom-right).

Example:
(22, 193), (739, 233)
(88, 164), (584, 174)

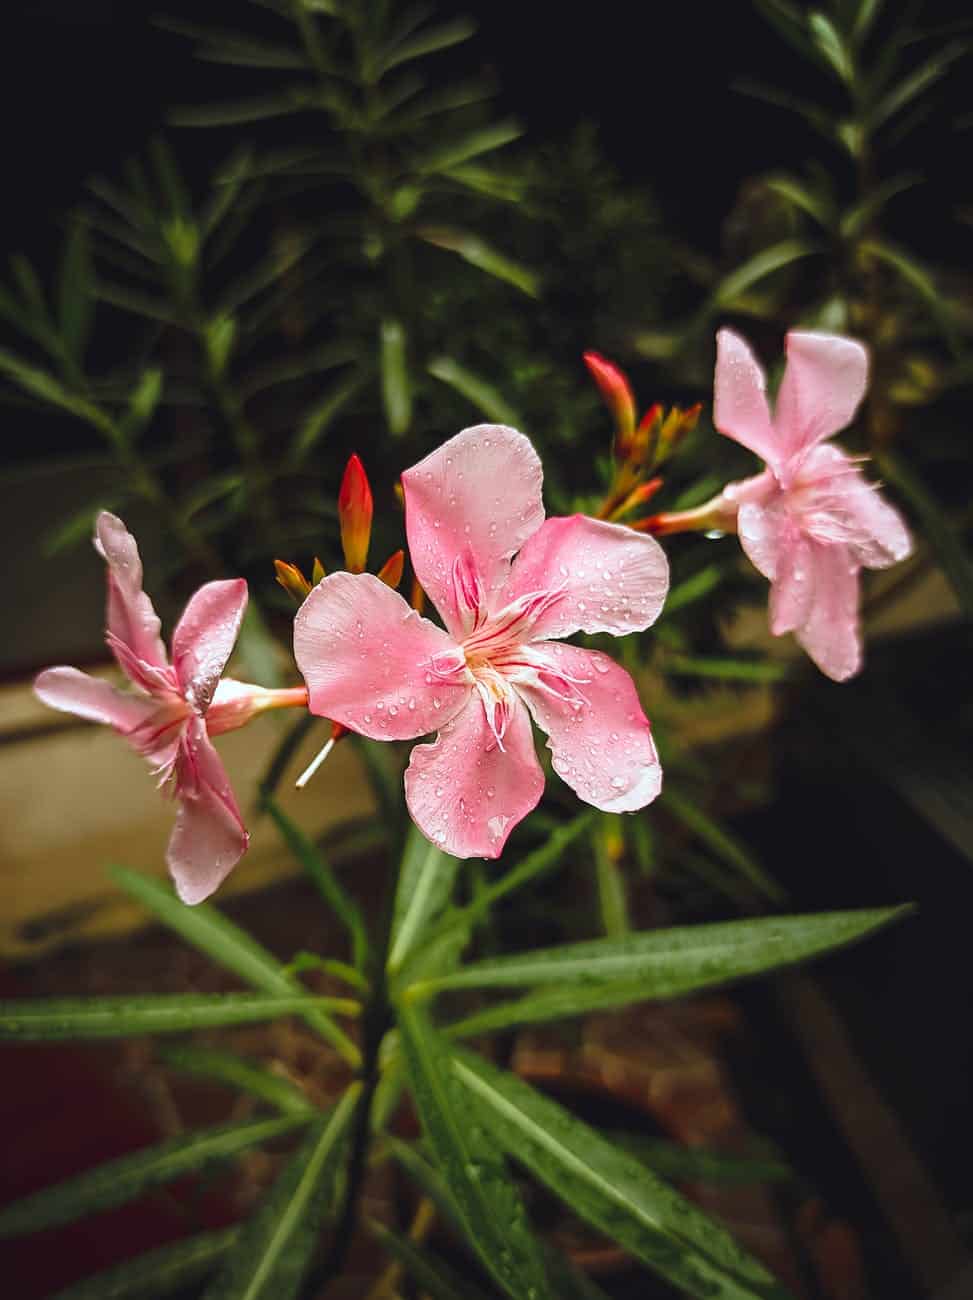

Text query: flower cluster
(33, 328), (913, 900)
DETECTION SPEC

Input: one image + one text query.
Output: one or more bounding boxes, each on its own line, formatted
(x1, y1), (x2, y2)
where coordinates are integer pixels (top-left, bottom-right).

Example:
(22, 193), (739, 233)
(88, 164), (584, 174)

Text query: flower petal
(171, 579), (248, 714)
(768, 534), (815, 636)
(167, 718), (249, 904)
(713, 329), (779, 468)
(516, 643), (662, 813)
(404, 694), (544, 859)
(33, 665), (158, 732)
(795, 543), (862, 681)
(93, 512), (169, 679)
(501, 514), (669, 640)
(819, 458), (912, 569)
(737, 499), (788, 582)
(401, 424), (545, 635)
(293, 572), (470, 740)
(775, 331), (868, 467)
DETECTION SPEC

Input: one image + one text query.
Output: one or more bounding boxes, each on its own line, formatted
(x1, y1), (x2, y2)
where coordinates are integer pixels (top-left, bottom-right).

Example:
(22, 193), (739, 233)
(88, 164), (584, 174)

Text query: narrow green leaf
(839, 173), (920, 239)
(94, 280), (183, 326)
(11, 253), (50, 318)
(663, 788), (785, 902)
(397, 1005), (552, 1300)
(444, 980), (666, 1038)
(379, 318), (411, 435)
(388, 826), (462, 973)
(860, 238), (961, 356)
(0, 349), (116, 440)
(265, 798), (368, 968)
(157, 1043), (314, 1115)
(0, 1115), (306, 1238)
(877, 450), (973, 617)
(120, 367), (164, 438)
(202, 1086), (360, 1300)
(241, 342), (358, 400)
(619, 1136), (791, 1187)
(453, 1050), (791, 1300)
(417, 226), (540, 296)
(370, 1220), (492, 1300)
(386, 1137), (465, 1231)
(664, 563), (730, 616)
(665, 653), (791, 684)
(594, 831), (629, 938)
(416, 121), (522, 174)
(288, 365), (369, 465)
(869, 42), (965, 131)
(43, 496), (127, 555)
(49, 1227), (238, 1300)
(168, 90), (317, 128)
(0, 993), (348, 1041)
(178, 472), (244, 523)
(378, 17), (477, 75)
(707, 239), (820, 313)
(58, 221), (94, 360)
(469, 811), (595, 914)
(422, 907), (912, 998)
(109, 867), (360, 1064)
(428, 356), (522, 424)
(762, 175), (833, 228)
(808, 12), (854, 83)
(443, 162), (526, 204)
(236, 601), (285, 691)
(731, 79), (837, 143)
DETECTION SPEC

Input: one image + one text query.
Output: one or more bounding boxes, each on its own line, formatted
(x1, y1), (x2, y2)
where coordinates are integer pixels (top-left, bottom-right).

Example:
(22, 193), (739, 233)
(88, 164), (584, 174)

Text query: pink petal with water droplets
(517, 643), (661, 813)
(713, 330), (779, 468)
(404, 693), (543, 859)
(171, 579), (248, 714)
(737, 499), (787, 582)
(33, 666), (159, 732)
(401, 424), (545, 635)
(94, 512), (168, 679)
(294, 572), (470, 740)
(775, 331), (868, 468)
(768, 534), (815, 635)
(795, 543), (862, 681)
(817, 456), (912, 569)
(502, 514), (669, 640)
(167, 717), (249, 904)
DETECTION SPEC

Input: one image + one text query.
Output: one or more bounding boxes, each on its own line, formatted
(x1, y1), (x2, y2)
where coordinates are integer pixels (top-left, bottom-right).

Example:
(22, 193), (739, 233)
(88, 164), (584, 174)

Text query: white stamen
(295, 736), (335, 789)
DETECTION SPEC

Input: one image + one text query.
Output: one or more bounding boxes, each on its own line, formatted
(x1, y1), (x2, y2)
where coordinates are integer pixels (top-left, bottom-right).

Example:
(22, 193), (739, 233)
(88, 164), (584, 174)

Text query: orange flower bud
(376, 549), (405, 590)
(608, 477), (664, 522)
(311, 556), (326, 586)
(584, 351), (636, 443)
(274, 559), (312, 603)
(410, 575), (426, 614)
(338, 453), (373, 573)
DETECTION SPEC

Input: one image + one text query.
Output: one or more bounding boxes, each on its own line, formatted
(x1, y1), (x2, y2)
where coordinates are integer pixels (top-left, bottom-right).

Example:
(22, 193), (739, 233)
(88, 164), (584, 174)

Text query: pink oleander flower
(34, 512), (305, 903)
(294, 424), (669, 858)
(713, 329), (913, 681)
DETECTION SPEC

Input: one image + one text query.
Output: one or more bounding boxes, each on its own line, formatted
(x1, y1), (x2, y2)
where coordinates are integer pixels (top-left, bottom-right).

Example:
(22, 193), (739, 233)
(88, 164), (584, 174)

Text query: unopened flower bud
(584, 351), (636, 449)
(339, 454), (373, 573)
(312, 557), (326, 586)
(376, 549), (405, 590)
(275, 559), (312, 603)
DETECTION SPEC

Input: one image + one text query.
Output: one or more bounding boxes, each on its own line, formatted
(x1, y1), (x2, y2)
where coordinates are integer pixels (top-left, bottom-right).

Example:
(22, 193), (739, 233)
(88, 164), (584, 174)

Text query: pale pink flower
(713, 329), (912, 681)
(34, 512), (302, 903)
(294, 425), (669, 858)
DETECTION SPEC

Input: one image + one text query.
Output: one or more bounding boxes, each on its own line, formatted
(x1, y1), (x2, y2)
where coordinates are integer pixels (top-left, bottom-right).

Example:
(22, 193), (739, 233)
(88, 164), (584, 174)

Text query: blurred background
(1, 2), (971, 1297)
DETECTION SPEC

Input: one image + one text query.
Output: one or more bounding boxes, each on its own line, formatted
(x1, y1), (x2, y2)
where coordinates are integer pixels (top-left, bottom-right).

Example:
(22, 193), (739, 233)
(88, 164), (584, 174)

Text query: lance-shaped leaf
(397, 1004), (552, 1300)
(0, 1115), (307, 1237)
(58, 221), (94, 361)
(663, 789), (784, 902)
(387, 826), (462, 974)
(370, 1220), (493, 1300)
(428, 356), (523, 425)
(288, 365), (370, 466)
(416, 227), (540, 297)
(0, 348), (116, 440)
(416, 121), (522, 174)
(157, 1043), (314, 1116)
(665, 653), (791, 684)
(0, 994), (351, 1041)
(109, 866), (360, 1065)
(48, 1227), (238, 1300)
(452, 1050), (792, 1300)
(380, 318), (411, 435)
(265, 798), (368, 968)
(202, 1086), (360, 1300)
(417, 907), (911, 999)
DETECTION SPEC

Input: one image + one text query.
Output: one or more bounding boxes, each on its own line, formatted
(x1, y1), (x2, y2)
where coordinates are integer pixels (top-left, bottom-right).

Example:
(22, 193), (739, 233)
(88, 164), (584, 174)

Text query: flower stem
(636, 492), (738, 537)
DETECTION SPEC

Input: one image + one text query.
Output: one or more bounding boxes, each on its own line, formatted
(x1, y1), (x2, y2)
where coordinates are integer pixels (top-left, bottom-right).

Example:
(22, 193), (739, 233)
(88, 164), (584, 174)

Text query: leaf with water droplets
(453, 1049), (794, 1300)
(397, 1004), (553, 1300)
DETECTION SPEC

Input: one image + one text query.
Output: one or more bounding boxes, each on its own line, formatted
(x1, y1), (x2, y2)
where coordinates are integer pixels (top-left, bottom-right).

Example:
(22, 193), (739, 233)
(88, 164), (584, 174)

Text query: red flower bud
(338, 454), (373, 573)
(376, 549), (405, 590)
(584, 351), (636, 442)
